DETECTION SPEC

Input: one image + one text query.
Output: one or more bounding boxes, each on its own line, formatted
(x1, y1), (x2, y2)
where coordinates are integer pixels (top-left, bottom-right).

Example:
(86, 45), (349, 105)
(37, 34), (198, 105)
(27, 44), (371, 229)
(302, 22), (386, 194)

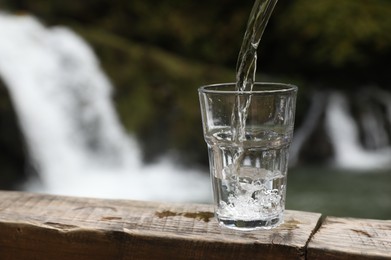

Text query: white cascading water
(0, 13), (211, 202)
(360, 87), (390, 150)
(325, 92), (391, 170)
(289, 91), (327, 166)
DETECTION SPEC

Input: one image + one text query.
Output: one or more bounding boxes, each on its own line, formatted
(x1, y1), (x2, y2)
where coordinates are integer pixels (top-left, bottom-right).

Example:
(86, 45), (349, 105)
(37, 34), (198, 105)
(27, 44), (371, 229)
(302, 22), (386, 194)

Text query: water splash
(0, 13), (211, 202)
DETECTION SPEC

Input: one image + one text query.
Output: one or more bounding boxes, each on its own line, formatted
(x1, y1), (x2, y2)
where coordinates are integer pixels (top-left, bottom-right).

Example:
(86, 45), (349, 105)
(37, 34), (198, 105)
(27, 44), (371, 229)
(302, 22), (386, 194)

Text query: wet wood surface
(0, 191), (389, 259)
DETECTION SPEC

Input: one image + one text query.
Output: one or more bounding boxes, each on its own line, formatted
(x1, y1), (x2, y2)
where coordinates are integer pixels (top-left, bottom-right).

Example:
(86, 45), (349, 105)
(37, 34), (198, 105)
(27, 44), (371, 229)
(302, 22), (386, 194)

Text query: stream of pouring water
(208, 0), (284, 227)
(232, 0), (278, 143)
(227, 0), (279, 179)
(236, 0), (278, 92)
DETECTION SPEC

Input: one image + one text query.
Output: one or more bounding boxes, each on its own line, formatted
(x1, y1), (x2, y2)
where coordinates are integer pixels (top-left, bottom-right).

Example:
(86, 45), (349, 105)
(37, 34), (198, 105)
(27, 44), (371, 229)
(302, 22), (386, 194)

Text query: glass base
(217, 213), (283, 231)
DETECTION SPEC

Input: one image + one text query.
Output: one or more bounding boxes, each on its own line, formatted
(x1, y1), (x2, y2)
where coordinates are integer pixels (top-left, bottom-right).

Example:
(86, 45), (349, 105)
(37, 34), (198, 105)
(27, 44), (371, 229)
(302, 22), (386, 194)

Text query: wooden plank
(307, 216), (391, 259)
(0, 191), (321, 260)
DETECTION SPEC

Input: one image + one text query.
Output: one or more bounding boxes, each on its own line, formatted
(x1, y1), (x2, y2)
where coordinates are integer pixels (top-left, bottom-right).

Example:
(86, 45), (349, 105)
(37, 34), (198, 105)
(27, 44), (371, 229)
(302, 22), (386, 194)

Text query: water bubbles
(253, 179), (263, 186)
(222, 166), (232, 179)
(262, 150), (274, 160)
(277, 113), (285, 123)
(251, 187), (267, 200)
(216, 168), (284, 220)
(259, 189), (281, 213)
(210, 130), (289, 222)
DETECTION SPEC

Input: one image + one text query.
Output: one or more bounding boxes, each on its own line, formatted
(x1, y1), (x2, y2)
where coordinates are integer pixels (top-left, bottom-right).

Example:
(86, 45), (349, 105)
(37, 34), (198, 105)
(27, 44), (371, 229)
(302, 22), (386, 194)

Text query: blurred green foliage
(2, 0), (252, 65)
(272, 0), (391, 84)
(1, 0), (391, 166)
(77, 28), (234, 163)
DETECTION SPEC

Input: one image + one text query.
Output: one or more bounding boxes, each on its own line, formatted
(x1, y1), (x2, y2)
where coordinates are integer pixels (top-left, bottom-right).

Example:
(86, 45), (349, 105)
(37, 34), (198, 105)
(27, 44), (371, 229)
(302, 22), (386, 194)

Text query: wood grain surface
(0, 191), (321, 260)
(307, 216), (391, 260)
(2, 191), (390, 259)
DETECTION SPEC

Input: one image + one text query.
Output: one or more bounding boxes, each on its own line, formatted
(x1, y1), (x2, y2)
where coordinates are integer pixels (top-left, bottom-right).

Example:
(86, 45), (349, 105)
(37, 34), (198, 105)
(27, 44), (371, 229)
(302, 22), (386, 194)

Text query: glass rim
(198, 82), (298, 94)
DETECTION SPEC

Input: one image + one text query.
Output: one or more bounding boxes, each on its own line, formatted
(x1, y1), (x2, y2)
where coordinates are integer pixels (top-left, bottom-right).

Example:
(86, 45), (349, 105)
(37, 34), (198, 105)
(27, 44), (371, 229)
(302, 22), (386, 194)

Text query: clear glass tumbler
(198, 82), (297, 230)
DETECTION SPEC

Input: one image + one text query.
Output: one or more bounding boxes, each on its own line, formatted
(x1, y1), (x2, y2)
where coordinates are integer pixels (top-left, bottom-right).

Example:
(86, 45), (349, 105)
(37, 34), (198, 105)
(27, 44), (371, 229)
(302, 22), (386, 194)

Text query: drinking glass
(198, 82), (297, 230)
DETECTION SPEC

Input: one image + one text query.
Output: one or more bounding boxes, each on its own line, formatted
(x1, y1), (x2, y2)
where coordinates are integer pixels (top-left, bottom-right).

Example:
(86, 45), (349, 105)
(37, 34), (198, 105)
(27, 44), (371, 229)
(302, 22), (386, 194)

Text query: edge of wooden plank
(0, 191), (322, 259)
(307, 216), (391, 260)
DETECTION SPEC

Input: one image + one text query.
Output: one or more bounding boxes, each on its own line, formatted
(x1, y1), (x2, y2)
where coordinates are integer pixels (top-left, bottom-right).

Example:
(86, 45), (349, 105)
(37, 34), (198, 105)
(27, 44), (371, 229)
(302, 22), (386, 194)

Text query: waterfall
(360, 87), (391, 150)
(290, 91), (327, 166)
(0, 13), (211, 202)
(325, 92), (391, 170)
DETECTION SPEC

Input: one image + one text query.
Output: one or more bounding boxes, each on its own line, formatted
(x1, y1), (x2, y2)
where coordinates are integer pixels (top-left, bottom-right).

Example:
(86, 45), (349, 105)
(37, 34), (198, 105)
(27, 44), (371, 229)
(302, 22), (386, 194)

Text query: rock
(0, 77), (30, 189)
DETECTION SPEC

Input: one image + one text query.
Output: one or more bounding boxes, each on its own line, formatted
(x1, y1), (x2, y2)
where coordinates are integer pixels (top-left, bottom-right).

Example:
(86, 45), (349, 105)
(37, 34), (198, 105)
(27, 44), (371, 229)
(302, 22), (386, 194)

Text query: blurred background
(0, 0), (390, 219)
